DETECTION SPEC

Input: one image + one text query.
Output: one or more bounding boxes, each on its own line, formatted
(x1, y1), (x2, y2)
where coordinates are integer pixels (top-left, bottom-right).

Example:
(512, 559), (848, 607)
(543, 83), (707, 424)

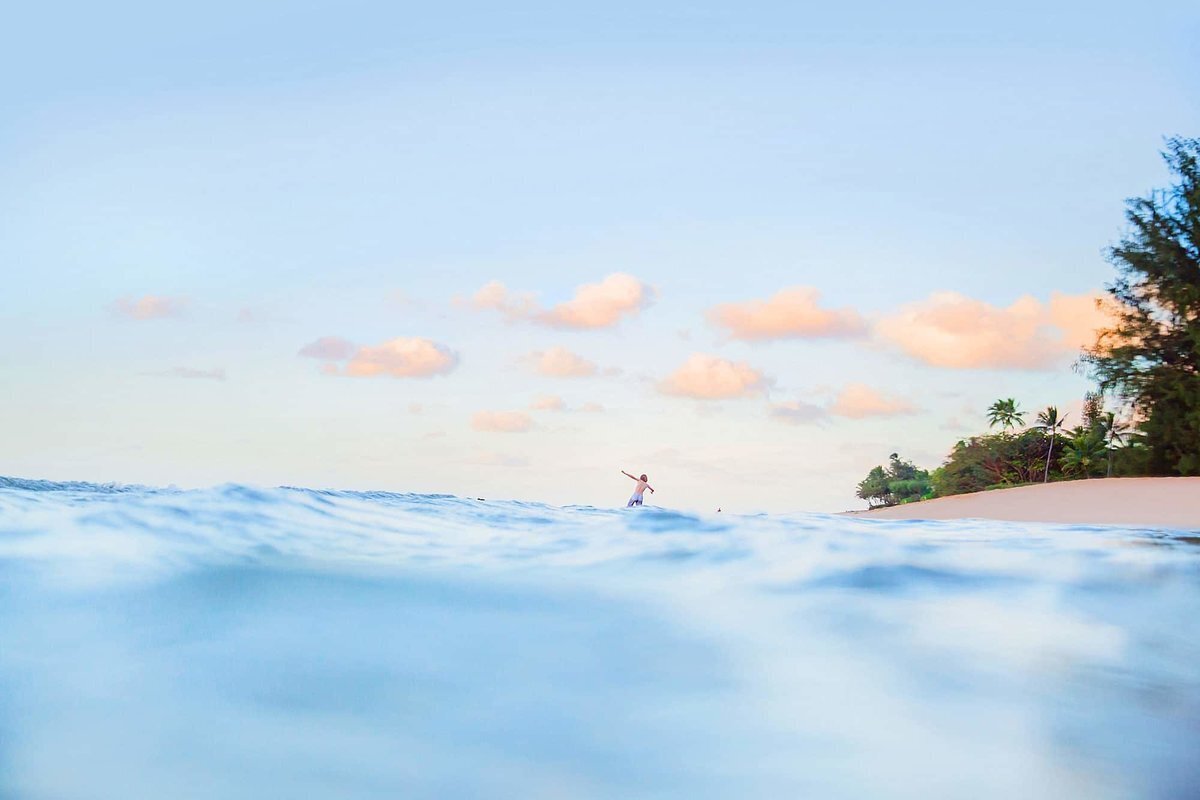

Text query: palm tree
(1100, 412), (1131, 477)
(986, 398), (1025, 432)
(1060, 431), (1108, 478)
(1033, 406), (1068, 483)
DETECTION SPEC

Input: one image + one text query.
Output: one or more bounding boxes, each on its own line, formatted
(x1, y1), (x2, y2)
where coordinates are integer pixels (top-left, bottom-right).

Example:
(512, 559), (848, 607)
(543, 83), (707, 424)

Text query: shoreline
(850, 477), (1200, 530)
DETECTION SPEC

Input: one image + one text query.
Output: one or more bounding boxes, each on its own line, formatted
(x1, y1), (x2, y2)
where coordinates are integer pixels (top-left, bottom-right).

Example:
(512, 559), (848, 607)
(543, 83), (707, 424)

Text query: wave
(1, 475), (1199, 798)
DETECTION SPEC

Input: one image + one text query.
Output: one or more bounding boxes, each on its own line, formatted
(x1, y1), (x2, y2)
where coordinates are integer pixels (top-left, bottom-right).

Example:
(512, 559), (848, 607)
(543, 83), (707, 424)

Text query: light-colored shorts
(627, 494), (643, 507)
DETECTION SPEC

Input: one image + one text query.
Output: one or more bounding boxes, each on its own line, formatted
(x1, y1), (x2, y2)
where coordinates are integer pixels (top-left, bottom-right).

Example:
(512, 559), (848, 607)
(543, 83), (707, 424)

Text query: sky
(2, 0), (1198, 512)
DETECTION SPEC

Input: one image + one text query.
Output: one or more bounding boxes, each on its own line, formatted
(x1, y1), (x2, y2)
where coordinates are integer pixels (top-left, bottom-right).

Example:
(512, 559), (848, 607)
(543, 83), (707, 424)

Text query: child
(621, 470), (655, 507)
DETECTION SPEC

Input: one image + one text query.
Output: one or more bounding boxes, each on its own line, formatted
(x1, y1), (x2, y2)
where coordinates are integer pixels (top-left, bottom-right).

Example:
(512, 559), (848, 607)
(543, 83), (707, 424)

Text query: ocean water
(0, 477), (1197, 799)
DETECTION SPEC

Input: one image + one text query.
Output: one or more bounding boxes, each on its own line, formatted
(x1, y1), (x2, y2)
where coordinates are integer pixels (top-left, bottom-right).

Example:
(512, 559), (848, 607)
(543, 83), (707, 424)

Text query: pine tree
(1082, 137), (1200, 475)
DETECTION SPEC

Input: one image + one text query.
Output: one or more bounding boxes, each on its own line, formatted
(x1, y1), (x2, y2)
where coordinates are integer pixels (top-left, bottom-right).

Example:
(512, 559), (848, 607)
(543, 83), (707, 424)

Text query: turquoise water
(1, 476), (1197, 799)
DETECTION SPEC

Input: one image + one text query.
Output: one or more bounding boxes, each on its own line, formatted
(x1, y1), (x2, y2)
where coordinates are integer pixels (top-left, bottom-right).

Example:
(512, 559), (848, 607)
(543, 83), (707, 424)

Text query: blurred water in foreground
(1, 475), (1198, 799)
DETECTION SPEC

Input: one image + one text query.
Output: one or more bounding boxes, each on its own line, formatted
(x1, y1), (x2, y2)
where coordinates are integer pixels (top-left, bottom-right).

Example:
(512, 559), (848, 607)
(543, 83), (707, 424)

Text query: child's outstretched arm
(621, 470), (636, 480)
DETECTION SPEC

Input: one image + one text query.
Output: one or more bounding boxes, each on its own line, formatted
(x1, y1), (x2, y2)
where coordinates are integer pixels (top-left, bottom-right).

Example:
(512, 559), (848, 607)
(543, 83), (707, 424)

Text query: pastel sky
(3, 1), (1198, 512)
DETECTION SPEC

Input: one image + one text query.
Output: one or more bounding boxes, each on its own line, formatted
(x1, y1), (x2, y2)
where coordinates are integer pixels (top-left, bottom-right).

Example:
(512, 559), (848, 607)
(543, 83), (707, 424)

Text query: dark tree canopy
(1083, 137), (1200, 475)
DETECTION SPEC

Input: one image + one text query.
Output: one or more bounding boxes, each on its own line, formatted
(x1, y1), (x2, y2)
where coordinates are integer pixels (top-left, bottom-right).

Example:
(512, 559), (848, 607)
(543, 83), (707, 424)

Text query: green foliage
(986, 398), (1024, 431)
(931, 428), (1053, 497)
(1060, 428), (1108, 478)
(918, 400), (1143, 500)
(1082, 136), (1200, 476)
(1098, 411), (1132, 477)
(856, 466), (891, 508)
(856, 453), (931, 508)
(1110, 431), (1152, 476)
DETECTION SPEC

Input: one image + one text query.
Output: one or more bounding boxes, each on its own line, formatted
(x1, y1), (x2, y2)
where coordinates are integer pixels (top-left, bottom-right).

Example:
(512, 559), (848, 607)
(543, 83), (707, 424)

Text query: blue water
(1, 476), (1198, 799)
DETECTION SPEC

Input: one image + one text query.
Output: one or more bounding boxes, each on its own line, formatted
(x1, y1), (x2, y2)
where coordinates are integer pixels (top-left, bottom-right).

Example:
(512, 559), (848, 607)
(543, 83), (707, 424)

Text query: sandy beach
(854, 477), (1200, 530)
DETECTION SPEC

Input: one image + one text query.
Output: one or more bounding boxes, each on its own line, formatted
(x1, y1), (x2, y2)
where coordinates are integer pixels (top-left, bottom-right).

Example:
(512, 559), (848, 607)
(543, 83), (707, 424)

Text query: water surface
(1, 476), (1197, 799)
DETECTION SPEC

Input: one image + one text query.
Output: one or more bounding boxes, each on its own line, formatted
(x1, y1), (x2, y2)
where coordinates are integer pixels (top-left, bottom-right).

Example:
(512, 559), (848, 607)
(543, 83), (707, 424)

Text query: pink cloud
(538, 273), (651, 329)
(708, 287), (866, 341)
(298, 336), (357, 361)
(829, 383), (917, 419)
(466, 273), (651, 330)
(769, 400), (828, 424)
(530, 394), (566, 411)
(471, 411), (534, 433)
(659, 354), (768, 400)
(464, 280), (537, 320)
(110, 295), (187, 320)
(343, 338), (458, 378)
(1048, 292), (1116, 351)
(302, 336), (457, 378)
(530, 347), (598, 378)
(875, 291), (1113, 370)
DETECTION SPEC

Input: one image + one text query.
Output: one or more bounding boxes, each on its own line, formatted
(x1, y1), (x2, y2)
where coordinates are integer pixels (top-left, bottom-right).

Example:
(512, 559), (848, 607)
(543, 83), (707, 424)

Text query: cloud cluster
(708, 287), (866, 341)
(110, 295), (187, 320)
(468, 280), (537, 321)
(527, 395), (605, 414)
(704, 285), (1109, 371)
(467, 273), (652, 330)
(530, 394), (566, 411)
(874, 291), (1111, 370)
(829, 383), (917, 419)
(299, 336), (458, 378)
(298, 336), (357, 361)
(769, 384), (917, 424)
(529, 347), (598, 378)
(659, 354), (768, 400)
(768, 400), (828, 424)
(471, 411), (534, 433)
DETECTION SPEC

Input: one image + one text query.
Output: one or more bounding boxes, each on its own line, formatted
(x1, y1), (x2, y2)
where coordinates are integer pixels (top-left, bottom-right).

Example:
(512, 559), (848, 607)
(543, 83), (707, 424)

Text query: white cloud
(464, 280), (537, 321)
(659, 354), (768, 400)
(471, 411), (534, 433)
(466, 273), (652, 330)
(110, 295), (187, 320)
(708, 287), (866, 341)
(829, 383), (918, 419)
(529, 347), (598, 378)
(769, 400), (828, 424)
(302, 336), (458, 378)
(530, 395), (566, 411)
(298, 336), (357, 361)
(875, 291), (1113, 370)
(344, 338), (458, 378)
